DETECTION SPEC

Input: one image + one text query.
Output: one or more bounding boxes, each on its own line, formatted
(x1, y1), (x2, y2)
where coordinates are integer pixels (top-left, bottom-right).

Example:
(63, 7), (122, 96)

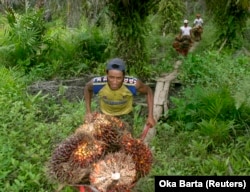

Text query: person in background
(193, 14), (204, 41)
(193, 14), (203, 27)
(179, 19), (192, 39)
(175, 19), (193, 56)
(83, 58), (156, 135)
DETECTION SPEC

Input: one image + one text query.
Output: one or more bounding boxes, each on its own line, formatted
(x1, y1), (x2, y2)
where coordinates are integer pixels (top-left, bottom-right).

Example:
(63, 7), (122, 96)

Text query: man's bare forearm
(84, 82), (93, 114)
(146, 87), (154, 118)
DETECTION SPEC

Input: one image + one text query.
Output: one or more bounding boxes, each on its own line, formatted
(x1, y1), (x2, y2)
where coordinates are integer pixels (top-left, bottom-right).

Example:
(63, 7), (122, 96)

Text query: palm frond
(198, 119), (234, 145)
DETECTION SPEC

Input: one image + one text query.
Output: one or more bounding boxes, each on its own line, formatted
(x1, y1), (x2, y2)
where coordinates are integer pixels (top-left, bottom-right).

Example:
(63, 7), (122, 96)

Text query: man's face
(107, 70), (124, 90)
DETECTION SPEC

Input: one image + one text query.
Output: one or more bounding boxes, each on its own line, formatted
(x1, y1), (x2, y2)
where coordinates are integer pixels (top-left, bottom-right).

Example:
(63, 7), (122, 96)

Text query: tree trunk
(66, 0), (82, 28)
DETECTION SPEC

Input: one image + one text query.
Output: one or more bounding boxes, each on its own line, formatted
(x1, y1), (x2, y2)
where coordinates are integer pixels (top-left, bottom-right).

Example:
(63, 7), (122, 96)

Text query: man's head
(196, 14), (201, 18)
(106, 58), (126, 90)
(106, 58), (126, 74)
(184, 19), (188, 25)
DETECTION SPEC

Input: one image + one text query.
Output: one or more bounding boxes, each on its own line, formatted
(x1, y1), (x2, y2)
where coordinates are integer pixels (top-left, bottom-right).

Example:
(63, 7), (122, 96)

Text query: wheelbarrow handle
(79, 185), (85, 192)
(140, 124), (151, 141)
(72, 185), (99, 192)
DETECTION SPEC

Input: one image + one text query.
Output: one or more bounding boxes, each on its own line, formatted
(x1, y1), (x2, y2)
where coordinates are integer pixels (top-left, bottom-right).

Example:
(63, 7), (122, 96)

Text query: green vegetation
(0, 1), (250, 192)
(205, 0), (249, 49)
(106, 0), (161, 78)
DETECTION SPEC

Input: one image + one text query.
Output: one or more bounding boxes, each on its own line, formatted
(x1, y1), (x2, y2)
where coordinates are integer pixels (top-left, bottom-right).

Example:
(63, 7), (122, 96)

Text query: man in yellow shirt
(84, 58), (156, 132)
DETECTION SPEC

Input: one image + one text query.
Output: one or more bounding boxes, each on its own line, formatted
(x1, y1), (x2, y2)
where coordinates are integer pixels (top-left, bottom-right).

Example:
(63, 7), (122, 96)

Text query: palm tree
(205, 0), (250, 50)
(105, 0), (161, 79)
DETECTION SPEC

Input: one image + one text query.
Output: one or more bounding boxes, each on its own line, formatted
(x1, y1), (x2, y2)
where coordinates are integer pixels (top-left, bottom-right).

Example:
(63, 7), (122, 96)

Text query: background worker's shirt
(180, 26), (192, 36)
(194, 18), (203, 27)
(92, 76), (137, 116)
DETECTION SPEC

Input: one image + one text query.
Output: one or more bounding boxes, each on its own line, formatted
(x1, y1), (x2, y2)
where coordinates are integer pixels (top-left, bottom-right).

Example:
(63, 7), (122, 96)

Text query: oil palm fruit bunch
(47, 132), (106, 184)
(90, 152), (136, 192)
(121, 134), (153, 179)
(196, 25), (203, 33)
(181, 41), (190, 49)
(75, 112), (130, 152)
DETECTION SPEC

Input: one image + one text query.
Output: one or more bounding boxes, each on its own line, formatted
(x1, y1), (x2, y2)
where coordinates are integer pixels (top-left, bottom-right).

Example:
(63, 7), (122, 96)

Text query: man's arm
(178, 28), (182, 38)
(84, 79), (94, 121)
(135, 79), (156, 127)
(193, 19), (197, 26)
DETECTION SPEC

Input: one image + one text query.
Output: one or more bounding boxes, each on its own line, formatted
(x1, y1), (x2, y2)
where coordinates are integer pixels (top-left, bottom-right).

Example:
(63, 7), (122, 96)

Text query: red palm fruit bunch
(120, 134), (153, 179)
(47, 132), (106, 184)
(90, 152), (136, 192)
(75, 112), (130, 152)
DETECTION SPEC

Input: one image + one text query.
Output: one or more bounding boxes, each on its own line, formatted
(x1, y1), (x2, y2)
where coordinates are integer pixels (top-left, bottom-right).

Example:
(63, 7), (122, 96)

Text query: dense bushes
(1, 9), (110, 79)
(155, 52), (250, 178)
(0, 66), (84, 191)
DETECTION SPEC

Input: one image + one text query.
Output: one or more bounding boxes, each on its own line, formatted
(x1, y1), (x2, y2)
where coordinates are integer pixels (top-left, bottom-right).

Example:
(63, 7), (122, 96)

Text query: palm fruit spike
(90, 152), (136, 192)
(121, 134), (153, 179)
(75, 112), (130, 152)
(47, 132), (106, 184)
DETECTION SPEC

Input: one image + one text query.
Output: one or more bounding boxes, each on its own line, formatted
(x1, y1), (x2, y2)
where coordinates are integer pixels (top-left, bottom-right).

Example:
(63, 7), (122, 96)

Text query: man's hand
(146, 116), (156, 128)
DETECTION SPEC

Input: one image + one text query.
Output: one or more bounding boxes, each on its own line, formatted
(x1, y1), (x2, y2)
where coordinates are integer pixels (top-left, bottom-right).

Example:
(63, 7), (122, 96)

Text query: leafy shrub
(0, 66), (84, 191)
(1, 10), (110, 80)
(198, 119), (234, 145)
(168, 85), (250, 134)
(3, 9), (46, 71)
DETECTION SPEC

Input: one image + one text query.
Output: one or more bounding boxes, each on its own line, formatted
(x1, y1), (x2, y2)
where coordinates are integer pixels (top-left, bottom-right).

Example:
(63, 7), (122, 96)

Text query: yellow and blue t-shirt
(93, 76), (137, 116)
